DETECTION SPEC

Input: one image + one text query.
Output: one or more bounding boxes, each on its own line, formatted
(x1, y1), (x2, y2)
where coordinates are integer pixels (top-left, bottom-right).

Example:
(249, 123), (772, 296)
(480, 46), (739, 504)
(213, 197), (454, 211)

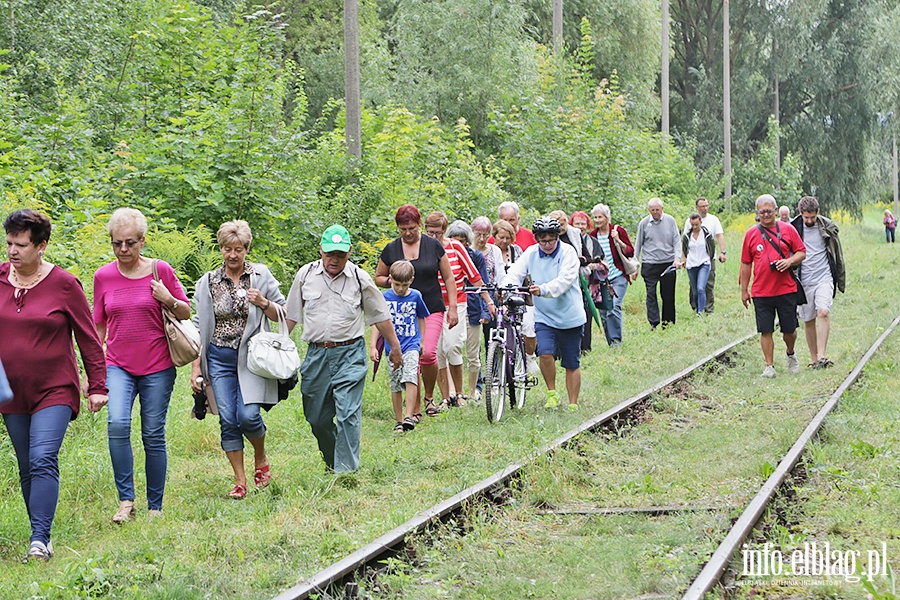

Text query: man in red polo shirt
(498, 201), (536, 249)
(740, 194), (806, 378)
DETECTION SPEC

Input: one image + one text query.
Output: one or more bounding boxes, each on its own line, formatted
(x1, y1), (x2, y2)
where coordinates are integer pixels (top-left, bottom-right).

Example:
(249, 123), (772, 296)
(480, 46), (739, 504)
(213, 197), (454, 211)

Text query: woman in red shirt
(1, 209), (108, 561)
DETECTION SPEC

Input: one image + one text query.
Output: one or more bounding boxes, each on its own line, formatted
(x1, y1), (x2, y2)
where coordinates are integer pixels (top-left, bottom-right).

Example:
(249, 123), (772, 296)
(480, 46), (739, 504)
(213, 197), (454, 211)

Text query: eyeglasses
(537, 238), (558, 246)
(473, 231), (490, 238)
(757, 209), (775, 215)
(111, 239), (140, 249)
(425, 229), (444, 237)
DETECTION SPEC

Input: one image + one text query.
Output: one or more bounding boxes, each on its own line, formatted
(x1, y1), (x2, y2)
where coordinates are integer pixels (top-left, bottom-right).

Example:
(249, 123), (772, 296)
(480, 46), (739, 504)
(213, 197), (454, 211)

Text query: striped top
(438, 238), (483, 305)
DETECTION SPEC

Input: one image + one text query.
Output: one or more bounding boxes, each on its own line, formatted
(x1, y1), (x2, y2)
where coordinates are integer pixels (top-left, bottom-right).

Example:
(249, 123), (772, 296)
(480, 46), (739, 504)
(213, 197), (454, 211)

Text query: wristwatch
(170, 300), (180, 311)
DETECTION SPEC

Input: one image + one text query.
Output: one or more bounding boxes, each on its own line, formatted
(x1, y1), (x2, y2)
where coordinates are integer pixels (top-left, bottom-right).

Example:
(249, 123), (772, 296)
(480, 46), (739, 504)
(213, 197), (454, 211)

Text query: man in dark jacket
(790, 196), (845, 369)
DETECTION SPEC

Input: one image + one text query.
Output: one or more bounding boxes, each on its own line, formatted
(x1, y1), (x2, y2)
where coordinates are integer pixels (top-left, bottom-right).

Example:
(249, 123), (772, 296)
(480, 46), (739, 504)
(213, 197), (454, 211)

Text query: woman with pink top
(93, 208), (191, 523)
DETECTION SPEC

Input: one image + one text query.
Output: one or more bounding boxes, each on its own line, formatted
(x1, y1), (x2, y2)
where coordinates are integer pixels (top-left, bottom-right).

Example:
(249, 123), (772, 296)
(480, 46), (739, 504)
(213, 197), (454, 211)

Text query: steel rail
(683, 314), (900, 600)
(273, 332), (753, 600)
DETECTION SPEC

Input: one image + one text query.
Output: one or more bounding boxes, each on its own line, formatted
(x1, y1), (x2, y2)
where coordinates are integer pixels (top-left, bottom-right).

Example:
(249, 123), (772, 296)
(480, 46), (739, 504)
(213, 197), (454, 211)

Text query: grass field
(0, 207), (897, 599)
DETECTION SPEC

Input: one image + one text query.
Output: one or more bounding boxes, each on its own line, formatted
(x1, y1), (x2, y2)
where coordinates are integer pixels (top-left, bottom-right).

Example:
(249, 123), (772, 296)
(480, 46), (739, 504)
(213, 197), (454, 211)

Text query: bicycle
(466, 284), (538, 423)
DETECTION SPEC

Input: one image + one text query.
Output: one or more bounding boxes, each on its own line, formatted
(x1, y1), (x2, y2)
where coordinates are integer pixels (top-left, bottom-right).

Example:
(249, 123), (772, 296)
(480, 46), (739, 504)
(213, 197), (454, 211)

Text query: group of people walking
(0, 191), (846, 562)
(0, 208), (403, 561)
(367, 201), (641, 421)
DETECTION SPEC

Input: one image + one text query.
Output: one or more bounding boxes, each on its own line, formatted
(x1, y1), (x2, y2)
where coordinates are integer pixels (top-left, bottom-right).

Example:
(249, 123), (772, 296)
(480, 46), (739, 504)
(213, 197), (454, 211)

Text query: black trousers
(641, 262), (676, 327)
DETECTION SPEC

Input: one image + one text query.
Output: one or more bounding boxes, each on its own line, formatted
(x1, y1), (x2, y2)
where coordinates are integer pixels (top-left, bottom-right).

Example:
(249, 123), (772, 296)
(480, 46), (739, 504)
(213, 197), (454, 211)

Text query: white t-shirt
(684, 213), (723, 238)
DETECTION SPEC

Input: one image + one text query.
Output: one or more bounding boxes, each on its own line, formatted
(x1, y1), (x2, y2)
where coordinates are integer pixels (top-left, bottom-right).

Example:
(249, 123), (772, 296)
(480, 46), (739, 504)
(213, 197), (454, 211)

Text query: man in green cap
(286, 225), (402, 473)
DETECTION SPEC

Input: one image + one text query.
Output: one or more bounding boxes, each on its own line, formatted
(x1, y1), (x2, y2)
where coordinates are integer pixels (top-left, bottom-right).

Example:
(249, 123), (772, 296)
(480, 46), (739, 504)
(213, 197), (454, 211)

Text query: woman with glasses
(92, 208), (192, 522)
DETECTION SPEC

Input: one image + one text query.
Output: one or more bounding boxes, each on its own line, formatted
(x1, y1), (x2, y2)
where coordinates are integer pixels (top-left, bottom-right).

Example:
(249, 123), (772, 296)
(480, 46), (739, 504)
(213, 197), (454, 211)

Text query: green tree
(490, 39), (698, 226)
(386, 0), (533, 145)
(523, 0), (661, 127)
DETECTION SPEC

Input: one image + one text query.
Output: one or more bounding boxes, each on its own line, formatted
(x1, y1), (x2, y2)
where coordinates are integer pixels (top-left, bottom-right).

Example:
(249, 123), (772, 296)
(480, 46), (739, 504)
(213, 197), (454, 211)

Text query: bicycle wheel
(511, 340), (527, 410)
(484, 340), (506, 423)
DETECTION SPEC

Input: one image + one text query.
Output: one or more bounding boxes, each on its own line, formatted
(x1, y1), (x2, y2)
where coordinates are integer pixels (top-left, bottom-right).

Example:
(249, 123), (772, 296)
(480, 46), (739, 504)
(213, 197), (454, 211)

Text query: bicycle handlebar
(463, 284), (531, 294)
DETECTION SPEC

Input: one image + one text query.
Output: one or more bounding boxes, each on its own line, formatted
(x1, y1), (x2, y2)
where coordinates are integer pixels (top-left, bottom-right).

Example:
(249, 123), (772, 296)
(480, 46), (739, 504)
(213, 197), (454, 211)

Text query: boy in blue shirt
(370, 260), (430, 432)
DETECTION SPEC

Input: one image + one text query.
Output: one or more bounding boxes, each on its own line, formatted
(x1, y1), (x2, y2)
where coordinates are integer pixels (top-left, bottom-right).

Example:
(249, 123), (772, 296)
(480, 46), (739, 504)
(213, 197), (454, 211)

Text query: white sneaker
(526, 354), (539, 375)
(761, 365), (776, 378)
(786, 353), (800, 375)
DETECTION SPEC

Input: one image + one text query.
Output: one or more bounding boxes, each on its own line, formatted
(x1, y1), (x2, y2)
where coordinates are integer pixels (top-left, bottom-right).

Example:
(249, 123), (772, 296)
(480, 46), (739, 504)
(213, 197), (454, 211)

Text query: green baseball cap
(320, 224), (352, 252)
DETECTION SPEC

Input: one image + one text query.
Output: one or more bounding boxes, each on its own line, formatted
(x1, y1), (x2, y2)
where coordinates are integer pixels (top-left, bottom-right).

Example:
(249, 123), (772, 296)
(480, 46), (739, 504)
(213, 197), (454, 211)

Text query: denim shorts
(534, 322), (584, 370)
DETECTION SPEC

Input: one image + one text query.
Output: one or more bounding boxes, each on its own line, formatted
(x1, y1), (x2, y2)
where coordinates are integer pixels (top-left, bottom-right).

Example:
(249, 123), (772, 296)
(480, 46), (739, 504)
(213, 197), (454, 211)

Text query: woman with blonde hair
(93, 208), (192, 522)
(191, 220), (285, 499)
(884, 209), (896, 243)
(424, 212), (488, 407)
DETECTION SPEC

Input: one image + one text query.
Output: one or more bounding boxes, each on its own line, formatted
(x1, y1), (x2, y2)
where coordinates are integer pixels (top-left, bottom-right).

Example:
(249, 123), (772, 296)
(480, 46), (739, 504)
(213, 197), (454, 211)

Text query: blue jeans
(300, 339), (368, 473)
(106, 365), (176, 511)
(599, 275), (629, 344)
(4, 405), (73, 545)
(206, 344), (266, 453)
(687, 263), (711, 315)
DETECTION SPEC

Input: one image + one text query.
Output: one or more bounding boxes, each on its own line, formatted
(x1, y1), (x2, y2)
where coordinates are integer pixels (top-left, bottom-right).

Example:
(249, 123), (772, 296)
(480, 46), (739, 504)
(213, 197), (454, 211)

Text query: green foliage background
(0, 0), (703, 292)
(2, 0), (895, 290)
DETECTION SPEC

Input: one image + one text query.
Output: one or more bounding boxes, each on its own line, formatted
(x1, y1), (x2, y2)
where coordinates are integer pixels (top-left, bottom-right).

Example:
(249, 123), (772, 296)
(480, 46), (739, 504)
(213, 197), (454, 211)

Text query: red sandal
(228, 483), (247, 499)
(254, 464), (271, 489)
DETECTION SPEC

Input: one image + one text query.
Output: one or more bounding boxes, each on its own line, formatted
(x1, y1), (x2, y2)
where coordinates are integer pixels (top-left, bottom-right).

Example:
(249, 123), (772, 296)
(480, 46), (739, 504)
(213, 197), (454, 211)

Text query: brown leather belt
(310, 337), (362, 349)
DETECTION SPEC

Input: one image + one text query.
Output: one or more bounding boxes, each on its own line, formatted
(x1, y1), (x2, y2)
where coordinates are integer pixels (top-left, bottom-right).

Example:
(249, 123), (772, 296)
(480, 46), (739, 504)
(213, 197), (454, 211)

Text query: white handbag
(247, 304), (300, 380)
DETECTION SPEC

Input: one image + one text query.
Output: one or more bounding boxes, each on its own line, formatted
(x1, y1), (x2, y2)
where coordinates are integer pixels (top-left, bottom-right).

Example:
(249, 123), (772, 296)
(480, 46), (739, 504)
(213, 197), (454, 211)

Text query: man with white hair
(634, 198), (681, 329)
(778, 206), (791, 223)
(740, 194), (806, 378)
(495, 200), (539, 373)
(497, 201), (536, 250)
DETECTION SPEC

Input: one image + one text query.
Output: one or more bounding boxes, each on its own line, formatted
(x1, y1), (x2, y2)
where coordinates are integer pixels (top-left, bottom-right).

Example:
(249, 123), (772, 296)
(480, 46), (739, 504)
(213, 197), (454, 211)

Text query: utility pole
(344, 0), (361, 158)
(773, 38), (780, 170)
(894, 133), (898, 219)
(661, 0), (669, 136)
(723, 0), (732, 208)
(553, 0), (563, 54)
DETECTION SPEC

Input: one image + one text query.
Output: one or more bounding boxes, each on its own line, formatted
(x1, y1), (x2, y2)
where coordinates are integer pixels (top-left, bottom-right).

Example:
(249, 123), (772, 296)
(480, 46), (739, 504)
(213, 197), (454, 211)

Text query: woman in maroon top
(1, 209), (108, 562)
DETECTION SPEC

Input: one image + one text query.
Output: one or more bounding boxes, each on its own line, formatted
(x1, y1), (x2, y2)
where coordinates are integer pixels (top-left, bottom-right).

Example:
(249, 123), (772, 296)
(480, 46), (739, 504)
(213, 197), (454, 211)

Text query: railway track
(682, 312), (900, 598)
(273, 314), (897, 600)
(272, 333), (754, 600)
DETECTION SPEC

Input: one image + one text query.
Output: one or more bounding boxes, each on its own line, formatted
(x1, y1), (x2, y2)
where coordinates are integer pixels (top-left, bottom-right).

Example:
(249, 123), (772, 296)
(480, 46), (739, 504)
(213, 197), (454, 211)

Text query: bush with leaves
(283, 103), (511, 270)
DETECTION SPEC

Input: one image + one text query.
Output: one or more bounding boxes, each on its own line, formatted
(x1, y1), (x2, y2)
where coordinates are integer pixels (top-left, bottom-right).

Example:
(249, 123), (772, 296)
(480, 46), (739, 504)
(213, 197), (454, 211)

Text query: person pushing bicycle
(499, 217), (585, 410)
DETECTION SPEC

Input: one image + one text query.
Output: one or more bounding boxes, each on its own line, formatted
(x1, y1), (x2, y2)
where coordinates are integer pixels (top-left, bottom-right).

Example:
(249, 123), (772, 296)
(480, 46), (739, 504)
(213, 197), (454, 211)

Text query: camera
(769, 261), (778, 271)
(192, 377), (207, 420)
